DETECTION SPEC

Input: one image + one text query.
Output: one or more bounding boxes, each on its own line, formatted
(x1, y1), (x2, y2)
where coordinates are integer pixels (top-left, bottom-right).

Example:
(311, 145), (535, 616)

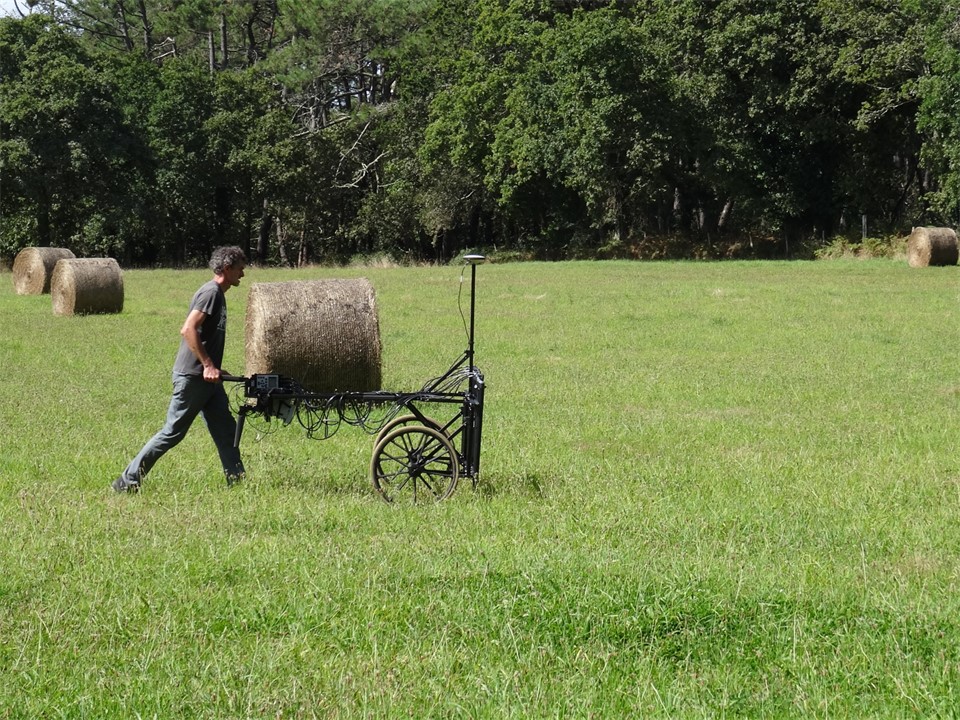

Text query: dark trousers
(121, 373), (244, 484)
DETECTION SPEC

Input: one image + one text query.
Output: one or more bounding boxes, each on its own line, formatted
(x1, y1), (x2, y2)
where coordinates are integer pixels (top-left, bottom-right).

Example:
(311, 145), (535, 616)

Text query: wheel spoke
(371, 425), (458, 504)
(380, 445), (412, 467)
(375, 465), (411, 499)
(420, 469), (452, 497)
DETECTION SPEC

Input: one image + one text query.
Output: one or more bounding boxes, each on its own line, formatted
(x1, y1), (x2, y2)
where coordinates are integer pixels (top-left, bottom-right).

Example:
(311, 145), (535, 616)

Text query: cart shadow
(473, 471), (547, 500)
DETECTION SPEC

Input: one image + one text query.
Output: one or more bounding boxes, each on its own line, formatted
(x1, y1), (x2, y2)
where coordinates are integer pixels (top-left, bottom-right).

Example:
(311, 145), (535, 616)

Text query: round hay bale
(12, 247), (76, 294)
(246, 278), (382, 392)
(907, 227), (958, 267)
(51, 258), (124, 316)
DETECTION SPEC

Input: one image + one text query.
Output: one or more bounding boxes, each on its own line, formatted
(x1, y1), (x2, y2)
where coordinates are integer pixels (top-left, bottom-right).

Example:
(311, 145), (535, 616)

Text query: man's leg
(200, 383), (245, 484)
(116, 374), (210, 488)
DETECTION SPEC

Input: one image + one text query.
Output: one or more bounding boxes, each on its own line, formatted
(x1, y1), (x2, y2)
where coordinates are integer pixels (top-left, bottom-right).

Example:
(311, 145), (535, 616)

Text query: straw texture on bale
(51, 258), (124, 316)
(907, 227), (959, 267)
(246, 278), (382, 392)
(12, 247), (76, 294)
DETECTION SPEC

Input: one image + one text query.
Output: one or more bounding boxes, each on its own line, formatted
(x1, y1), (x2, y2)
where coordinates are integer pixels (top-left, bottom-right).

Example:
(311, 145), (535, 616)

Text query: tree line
(2, 0), (960, 265)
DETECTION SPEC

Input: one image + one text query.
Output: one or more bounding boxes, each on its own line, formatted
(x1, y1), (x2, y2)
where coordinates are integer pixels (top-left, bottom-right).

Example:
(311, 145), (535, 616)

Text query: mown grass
(3, 259), (960, 717)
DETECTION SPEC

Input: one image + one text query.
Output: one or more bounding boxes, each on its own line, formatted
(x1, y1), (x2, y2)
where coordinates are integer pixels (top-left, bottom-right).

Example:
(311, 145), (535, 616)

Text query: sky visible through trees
(0, 1), (23, 18)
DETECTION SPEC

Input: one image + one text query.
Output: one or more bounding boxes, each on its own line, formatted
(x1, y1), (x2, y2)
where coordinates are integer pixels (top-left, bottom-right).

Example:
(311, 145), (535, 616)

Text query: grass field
(3, 258), (960, 717)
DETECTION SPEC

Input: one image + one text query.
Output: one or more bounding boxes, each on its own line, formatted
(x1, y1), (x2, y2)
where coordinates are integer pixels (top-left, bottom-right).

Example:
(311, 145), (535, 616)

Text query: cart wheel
(370, 425), (459, 504)
(375, 413), (443, 444)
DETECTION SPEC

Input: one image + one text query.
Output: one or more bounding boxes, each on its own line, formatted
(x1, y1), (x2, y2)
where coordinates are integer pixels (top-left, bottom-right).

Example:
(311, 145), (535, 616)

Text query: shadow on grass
(474, 471), (549, 500)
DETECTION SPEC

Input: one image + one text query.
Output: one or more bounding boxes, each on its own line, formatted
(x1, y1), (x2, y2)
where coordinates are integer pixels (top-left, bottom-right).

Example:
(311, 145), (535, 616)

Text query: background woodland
(3, 0), (960, 265)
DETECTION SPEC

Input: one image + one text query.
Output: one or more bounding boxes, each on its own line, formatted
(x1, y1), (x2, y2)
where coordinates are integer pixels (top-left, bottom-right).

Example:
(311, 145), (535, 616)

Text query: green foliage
(2, 1), (960, 263)
(813, 235), (909, 259)
(0, 14), (140, 256)
(917, 1), (960, 218)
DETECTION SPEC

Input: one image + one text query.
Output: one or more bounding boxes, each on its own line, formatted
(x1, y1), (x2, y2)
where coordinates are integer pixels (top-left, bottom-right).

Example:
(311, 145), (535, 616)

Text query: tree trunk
(116, 0), (134, 51)
(219, 12), (228, 68)
(136, 0), (153, 58)
(276, 216), (290, 266)
(257, 199), (272, 262)
(717, 197), (734, 232)
(245, 10), (257, 66)
(296, 209), (310, 266)
(297, 227), (308, 267)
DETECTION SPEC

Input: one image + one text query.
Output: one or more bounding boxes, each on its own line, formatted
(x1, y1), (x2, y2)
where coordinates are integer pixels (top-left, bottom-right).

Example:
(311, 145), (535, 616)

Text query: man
(113, 246), (247, 492)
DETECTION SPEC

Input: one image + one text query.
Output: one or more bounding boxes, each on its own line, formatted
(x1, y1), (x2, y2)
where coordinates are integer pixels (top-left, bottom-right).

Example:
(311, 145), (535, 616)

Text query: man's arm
(180, 308), (221, 382)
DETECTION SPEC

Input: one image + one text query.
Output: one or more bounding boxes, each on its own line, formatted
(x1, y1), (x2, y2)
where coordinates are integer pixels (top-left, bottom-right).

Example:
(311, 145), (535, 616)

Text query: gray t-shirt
(173, 280), (227, 375)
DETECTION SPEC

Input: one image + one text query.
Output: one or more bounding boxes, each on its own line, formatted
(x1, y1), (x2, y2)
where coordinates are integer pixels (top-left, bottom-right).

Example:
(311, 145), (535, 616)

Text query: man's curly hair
(209, 246), (247, 275)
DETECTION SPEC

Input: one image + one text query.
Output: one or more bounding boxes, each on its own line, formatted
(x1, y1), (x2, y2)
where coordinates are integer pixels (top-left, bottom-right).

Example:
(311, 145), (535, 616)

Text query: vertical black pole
(464, 254), (485, 367)
(468, 261), (477, 367)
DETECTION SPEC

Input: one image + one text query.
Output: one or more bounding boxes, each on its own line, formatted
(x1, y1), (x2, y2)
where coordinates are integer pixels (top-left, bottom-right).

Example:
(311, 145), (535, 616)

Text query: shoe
(226, 472), (245, 488)
(112, 476), (140, 493)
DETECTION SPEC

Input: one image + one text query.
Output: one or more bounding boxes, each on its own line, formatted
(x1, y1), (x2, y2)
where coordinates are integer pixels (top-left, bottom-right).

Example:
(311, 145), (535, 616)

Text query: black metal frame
(224, 256), (486, 494)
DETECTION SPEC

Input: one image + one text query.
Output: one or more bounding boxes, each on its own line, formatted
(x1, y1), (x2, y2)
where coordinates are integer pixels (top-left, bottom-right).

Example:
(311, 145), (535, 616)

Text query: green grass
(3, 259), (960, 717)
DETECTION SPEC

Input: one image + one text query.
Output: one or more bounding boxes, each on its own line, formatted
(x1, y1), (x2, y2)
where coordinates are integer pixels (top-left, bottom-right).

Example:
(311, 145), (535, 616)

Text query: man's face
(222, 262), (246, 287)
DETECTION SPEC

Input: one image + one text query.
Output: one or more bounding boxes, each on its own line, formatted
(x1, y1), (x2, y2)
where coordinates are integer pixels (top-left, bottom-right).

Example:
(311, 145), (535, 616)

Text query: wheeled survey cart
(225, 256), (487, 504)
